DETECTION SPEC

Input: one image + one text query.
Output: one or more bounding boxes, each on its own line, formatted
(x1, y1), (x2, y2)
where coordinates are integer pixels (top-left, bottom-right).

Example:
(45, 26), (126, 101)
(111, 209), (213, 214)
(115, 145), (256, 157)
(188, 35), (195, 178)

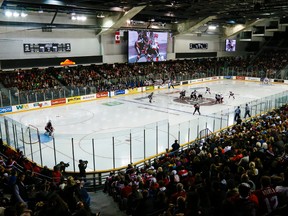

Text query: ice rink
(4, 80), (288, 171)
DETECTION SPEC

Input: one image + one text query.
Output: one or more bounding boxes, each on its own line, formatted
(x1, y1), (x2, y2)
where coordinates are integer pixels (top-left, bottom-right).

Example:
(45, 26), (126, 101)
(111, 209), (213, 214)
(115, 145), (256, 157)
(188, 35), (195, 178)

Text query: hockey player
(198, 93), (203, 100)
(45, 120), (54, 137)
(205, 87), (211, 94)
(229, 91), (235, 99)
(180, 90), (186, 100)
(168, 80), (174, 89)
(215, 94), (221, 104)
(148, 92), (154, 103)
(190, 90), (197, 100)
(193, 103), (201, 115)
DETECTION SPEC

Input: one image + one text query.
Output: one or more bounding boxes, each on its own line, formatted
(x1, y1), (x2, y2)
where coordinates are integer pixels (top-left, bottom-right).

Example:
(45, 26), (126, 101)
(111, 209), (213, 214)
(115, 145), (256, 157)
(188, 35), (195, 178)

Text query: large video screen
(128, 30), (168, 63)
(225, 39), (236, 52)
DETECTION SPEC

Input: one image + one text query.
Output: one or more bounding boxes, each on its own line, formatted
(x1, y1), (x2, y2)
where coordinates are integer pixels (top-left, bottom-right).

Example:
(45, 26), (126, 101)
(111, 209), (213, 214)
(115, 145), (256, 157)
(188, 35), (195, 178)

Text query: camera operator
(56, 161), (69, 173)
(78, 160), (88, 180)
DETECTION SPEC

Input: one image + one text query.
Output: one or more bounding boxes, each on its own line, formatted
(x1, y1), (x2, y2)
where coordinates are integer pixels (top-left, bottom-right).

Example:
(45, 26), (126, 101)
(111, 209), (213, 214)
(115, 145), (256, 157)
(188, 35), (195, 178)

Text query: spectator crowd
(0, 48), (287, 215)
(103, 104), (288, 216)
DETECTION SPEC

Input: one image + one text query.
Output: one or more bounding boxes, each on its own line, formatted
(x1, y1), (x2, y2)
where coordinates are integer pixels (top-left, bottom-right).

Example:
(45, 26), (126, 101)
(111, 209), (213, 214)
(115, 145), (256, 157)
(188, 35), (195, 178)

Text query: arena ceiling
(0, 0), (288, 34)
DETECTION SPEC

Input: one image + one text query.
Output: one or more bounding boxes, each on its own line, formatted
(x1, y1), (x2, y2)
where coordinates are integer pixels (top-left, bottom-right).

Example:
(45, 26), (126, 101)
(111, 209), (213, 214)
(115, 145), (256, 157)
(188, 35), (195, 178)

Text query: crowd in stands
(0, 49), (287, 94)
(103, 104), (288, 216)
(0, 140), (95, 216)
(0, 49), (287, 215)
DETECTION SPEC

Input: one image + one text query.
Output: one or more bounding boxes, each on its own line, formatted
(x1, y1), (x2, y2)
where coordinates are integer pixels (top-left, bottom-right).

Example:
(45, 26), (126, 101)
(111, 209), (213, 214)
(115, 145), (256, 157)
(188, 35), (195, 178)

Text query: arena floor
(6, 80), (288, 171)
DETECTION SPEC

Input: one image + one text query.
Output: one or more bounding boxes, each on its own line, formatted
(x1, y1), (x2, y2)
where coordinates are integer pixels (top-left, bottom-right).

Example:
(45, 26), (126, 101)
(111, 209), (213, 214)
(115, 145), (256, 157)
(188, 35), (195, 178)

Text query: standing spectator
(56, 161), (69, 173)
(78, 160), (88, 180)
(253, 176), (278, 215)
(193, 103), (201, 115)
(232, 183), (259, 216)
(52, 165), (62, 185)
(171, 140), (180, 153)
(234, 106), (241, 121)
(244, 104), (251, 118)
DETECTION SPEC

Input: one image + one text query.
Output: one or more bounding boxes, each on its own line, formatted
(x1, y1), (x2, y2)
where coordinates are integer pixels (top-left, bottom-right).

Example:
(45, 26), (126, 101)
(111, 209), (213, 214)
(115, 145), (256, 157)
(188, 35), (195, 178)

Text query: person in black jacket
(78, 160), (88, 180)
(171, 140), (180, 152)
(193, 103), (201, 115)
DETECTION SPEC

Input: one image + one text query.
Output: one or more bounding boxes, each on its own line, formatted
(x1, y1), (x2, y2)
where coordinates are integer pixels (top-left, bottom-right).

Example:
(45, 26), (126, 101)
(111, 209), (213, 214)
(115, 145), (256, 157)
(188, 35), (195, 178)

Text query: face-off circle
(174, 97), (217, 106)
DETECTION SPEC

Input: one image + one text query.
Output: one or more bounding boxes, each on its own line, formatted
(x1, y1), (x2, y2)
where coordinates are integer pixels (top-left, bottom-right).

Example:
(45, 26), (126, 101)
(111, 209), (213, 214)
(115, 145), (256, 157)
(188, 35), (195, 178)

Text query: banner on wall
(96, 92), (109, 98)
(236, 76), (245, 80)
(273, 79), (284, 83)
(67, 96), (81, 103)
(224, 76), (232, 79)
(115, 31), (120, 44)
(128, 88), (139, 94)
(146, 86), (154, 91)
(32, 102), (50, 108)
(81, 94), (96, 101)
(0, 106), (12, 114)
(115, 90), (125, 95)
(51, 98), (66, 106)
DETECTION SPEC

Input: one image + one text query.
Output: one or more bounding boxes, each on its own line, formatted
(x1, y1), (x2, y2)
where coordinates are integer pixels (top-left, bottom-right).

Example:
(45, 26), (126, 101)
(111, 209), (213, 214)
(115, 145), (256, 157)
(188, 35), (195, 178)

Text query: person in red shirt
(52, 165), (62, 185)
(119, 181), (132, 210)
(32, 162), (41, 173)
(170, 183), (186, 205)
(253, 176), (278, 215)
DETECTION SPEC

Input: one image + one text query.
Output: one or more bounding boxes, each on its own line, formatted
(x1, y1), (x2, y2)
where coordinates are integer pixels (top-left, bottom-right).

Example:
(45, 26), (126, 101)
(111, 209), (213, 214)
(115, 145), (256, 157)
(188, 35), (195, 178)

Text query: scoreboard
(23, 43), (71, 53)
(189, 43), (208, 49)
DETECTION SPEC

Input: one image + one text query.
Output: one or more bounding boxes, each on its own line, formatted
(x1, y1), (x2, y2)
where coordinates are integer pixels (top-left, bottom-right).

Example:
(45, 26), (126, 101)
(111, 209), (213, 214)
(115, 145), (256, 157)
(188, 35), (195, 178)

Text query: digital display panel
(128, 30), (168, 63)
(189, 43), (208, 49)
(225, 39), (236, 52)
(23, 43), (71, 53)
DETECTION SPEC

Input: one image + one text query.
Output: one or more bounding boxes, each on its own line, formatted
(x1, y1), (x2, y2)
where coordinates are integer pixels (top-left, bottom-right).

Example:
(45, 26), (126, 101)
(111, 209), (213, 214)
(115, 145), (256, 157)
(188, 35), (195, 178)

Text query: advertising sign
(81, 94), (96, 101)
(96, 92), (109, 98)
(67, 96), (81, 103)
(0, 106), (12, 114)
(51, 98), (66, 106)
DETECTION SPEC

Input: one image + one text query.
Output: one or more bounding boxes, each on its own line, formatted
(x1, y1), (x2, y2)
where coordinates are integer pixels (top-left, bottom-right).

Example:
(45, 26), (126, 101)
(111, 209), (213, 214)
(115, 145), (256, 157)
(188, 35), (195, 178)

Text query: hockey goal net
(20, 124), (40, 145)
